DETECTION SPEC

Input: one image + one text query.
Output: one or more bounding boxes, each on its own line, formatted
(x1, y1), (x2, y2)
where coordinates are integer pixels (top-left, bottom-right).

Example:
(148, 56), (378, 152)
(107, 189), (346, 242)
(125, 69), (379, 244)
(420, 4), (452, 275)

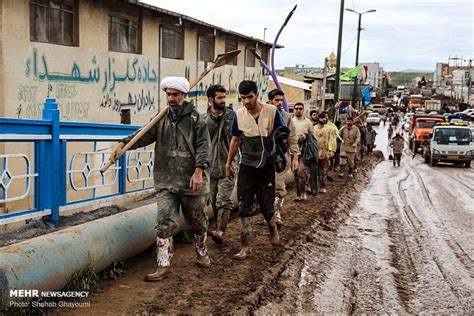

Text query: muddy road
(257, 124), (473, 314)
(52, 124), (472, 315)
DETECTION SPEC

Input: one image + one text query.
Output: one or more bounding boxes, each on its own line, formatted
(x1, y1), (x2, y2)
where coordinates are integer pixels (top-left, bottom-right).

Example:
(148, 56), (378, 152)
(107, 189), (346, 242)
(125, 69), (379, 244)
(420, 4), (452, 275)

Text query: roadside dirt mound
(53, 154), (382, 315)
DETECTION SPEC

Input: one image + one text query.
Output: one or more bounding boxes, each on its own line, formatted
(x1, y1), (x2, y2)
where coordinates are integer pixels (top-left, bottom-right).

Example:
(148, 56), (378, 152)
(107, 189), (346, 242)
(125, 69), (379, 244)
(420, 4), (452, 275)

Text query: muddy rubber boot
(212, 208), (231, 245)
(195, 233), (211, 268)
(268, 214), (282, 247)
(273, 197), (284, 228)
(145, 237), (173, 282)
(233, 217), (252, 260)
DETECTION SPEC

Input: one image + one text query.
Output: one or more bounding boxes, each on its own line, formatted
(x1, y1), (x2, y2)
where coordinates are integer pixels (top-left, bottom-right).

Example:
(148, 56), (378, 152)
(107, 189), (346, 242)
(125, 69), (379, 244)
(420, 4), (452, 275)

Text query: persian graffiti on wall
(6, 44), (159, 123)
(182, 62), (268, 111)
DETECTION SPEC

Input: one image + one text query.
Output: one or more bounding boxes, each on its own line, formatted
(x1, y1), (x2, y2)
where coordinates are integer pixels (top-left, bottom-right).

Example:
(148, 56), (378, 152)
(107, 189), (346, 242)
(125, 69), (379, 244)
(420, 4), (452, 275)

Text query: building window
(161, 25), (184, 60)
(30, 0), (75, 46)
(109, 16), (138, 54)
(198, 36), (215, 62)
(245, 47), (255, 67)
(225, 37), (238, 65)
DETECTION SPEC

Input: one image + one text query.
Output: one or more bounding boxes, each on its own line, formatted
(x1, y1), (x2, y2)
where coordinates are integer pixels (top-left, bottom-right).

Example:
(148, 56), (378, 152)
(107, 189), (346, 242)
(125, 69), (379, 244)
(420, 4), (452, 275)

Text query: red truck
(409, 114), (445, 153)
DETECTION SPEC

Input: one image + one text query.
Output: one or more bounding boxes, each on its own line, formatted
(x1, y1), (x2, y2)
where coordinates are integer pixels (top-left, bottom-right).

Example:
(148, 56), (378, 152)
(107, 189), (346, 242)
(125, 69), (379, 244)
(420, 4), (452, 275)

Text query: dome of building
(328, 52), (337, 62)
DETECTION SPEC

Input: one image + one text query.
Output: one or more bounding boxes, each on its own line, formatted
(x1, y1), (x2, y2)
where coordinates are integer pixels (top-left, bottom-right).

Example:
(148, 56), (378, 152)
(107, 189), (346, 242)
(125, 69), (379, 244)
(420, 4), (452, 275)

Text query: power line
(341, 34), (358, 57)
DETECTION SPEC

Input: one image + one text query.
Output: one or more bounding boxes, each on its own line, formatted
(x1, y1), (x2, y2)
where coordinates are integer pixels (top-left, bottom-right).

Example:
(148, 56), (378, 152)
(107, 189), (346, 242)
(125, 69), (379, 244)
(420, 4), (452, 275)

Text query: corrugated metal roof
(270, 75), (312, 91)
(131, 1), (283, 48)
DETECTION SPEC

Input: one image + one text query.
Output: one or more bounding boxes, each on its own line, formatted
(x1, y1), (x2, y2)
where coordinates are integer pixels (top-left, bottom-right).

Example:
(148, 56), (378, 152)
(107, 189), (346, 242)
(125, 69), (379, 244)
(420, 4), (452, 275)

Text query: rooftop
(127, 0), (283, 48)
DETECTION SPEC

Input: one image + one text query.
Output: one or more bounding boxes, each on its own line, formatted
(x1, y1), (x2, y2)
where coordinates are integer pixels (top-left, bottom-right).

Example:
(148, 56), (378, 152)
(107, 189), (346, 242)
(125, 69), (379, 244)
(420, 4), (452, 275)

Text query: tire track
(431, 167), (473, 191)
(397, 163), (473, 312)
(396, 173), (422, 231)
(409, 165), (473, 271)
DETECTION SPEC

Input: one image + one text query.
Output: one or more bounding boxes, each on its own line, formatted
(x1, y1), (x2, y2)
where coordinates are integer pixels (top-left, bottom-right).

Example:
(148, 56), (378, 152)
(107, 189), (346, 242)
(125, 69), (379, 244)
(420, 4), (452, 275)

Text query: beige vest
(235, 103), (277, 137)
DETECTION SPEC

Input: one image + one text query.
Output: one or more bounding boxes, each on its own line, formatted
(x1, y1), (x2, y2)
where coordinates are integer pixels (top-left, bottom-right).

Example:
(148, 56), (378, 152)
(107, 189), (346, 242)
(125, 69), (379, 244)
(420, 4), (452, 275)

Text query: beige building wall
(268, 81), (308, 106)
(0, 0), (271, 230)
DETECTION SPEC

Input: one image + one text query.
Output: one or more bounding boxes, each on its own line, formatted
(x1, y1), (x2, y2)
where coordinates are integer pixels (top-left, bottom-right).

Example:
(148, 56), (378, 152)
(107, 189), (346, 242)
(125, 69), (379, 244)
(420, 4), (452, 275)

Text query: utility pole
(334, 0), (345, 104)
(448, 55), (462, 100)
(351, 13), (362, 111)
(466, 59), (473, 103)
(346, 9), (376, 112)
(322, 57), (328, 110)
(460, 58), (464, 102)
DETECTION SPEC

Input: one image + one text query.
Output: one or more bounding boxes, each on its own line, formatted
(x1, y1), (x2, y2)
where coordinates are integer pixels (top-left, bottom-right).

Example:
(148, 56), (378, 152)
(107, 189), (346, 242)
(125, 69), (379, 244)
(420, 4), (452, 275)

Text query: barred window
(109, 16), (138, 54)
(30, 0), (75, 46)
(225, 37), (238, 65)
(161, 25), (184, 60)
(245, 47), (255, 67)
(198, 36), (215, 62)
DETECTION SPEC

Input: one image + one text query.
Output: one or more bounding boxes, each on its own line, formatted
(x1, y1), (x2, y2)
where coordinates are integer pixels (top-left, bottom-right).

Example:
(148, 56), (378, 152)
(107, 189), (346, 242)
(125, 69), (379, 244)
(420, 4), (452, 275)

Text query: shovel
(100, 50), (241, 173)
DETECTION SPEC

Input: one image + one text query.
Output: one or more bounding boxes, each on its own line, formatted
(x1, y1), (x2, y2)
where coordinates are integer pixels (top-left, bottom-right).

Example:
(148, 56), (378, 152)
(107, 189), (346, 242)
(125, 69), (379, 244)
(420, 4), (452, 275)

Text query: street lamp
(263, 27), (267, 41)
(345, 8), (376, 112)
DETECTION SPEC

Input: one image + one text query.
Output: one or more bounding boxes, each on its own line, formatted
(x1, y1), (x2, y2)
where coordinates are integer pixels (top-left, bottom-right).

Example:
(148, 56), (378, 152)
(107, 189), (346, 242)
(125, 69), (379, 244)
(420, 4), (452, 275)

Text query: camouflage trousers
(318, 158), (329, 189)
(155, 189), (208, 239)
(209, 177), (235, 216)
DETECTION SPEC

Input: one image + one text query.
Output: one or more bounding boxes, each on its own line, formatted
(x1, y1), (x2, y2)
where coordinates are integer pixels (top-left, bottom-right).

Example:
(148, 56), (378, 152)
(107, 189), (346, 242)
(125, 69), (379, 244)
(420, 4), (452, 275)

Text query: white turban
(160, 76), (190, 94)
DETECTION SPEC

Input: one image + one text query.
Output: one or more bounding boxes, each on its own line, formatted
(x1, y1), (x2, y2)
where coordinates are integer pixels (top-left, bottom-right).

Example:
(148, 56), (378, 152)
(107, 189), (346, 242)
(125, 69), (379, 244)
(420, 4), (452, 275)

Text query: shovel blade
(213, 50), (241, 68)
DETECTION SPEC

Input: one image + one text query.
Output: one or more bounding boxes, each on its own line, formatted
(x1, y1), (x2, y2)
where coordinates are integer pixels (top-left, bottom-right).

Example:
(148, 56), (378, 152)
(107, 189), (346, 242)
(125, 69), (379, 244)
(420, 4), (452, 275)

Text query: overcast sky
(141, 0), (473, 72)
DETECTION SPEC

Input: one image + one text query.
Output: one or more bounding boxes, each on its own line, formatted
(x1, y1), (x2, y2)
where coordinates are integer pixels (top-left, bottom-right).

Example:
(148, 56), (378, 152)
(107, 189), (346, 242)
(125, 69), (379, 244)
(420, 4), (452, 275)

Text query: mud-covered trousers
(209, 178), (234, 215)
(237, 163), (275, 223)
(155, 189), (208, 238)
(318, 158), (329, 189)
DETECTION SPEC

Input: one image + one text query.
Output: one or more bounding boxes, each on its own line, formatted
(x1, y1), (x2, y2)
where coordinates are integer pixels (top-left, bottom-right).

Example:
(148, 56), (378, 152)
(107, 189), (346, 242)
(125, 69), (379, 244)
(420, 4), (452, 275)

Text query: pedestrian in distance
(366, 124), (377, 153)
(292, 102), (318, 199)
(111, 77), (211, 282)
(390, 133), (404, 166)
(314, 112), (336, 193)
(202, 84), (236, 245)
(339, 117), (360, 178)
(310, 110), (318, 126)
(226, 80), (284, 260)
(388, 125), (394, 140)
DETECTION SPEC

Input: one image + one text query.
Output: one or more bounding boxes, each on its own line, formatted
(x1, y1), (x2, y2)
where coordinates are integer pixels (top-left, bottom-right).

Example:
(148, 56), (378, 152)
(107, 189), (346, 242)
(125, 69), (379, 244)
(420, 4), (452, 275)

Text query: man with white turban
(112, 76), (211, 281)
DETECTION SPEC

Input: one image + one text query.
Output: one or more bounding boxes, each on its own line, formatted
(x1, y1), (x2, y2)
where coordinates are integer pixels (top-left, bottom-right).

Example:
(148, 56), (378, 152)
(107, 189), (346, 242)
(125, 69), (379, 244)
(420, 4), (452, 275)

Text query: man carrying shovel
(110, 77), (211, 281)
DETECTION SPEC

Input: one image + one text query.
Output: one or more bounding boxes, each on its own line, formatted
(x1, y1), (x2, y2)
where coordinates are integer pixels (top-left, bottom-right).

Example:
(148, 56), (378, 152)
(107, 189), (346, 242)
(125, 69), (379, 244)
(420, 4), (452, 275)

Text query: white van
(424, 123), (473, 167)
(396, 86), (405, 94)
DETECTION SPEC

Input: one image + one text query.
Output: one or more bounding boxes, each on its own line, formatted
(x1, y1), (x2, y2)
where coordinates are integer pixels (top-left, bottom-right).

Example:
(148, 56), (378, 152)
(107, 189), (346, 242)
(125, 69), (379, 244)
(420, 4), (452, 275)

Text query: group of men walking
(112, 77), (372, 282)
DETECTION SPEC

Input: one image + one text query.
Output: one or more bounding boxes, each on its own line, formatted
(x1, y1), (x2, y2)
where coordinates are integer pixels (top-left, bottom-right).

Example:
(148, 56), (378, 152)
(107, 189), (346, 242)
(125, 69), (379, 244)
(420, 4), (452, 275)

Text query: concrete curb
(0, 203), (157, 295)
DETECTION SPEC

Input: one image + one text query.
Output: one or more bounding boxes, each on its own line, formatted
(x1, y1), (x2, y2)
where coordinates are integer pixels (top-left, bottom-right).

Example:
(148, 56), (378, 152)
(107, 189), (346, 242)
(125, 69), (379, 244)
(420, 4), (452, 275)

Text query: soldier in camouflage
(202, 84), (236, 245)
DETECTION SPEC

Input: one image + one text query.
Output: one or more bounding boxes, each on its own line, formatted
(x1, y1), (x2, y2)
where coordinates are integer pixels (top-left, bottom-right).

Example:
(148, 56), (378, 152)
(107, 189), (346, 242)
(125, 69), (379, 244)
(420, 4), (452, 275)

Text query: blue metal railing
(0, 98), (154, 226)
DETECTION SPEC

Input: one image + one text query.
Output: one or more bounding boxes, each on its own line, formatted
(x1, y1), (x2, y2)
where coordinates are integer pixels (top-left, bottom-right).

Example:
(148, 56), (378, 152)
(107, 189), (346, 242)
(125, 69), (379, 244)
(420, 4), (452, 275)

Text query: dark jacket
(202, 106), (234, 179)
(271, 125), (290, 173)
(299, 133), (319, 167)
(121, 101), (210, 195)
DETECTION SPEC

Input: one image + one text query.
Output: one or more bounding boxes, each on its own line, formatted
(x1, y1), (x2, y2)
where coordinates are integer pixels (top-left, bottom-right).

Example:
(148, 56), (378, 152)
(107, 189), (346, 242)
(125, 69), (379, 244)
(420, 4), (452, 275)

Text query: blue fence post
(118, 154), (127, 194)
(42, 99), (61, 225)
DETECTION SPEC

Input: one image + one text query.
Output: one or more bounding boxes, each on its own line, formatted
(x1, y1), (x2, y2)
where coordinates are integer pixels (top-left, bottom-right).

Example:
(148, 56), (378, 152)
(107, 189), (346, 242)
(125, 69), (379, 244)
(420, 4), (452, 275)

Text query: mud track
(54, 154), (382, 315)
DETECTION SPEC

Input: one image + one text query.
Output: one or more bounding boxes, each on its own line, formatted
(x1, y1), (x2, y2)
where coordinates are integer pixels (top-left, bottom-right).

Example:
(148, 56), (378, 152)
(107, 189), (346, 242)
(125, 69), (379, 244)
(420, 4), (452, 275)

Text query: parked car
(447, 112), (471, 122)
(366, 112), (381, 125)
(368, 104), (386, 114)
(461, 108), (474, 115)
